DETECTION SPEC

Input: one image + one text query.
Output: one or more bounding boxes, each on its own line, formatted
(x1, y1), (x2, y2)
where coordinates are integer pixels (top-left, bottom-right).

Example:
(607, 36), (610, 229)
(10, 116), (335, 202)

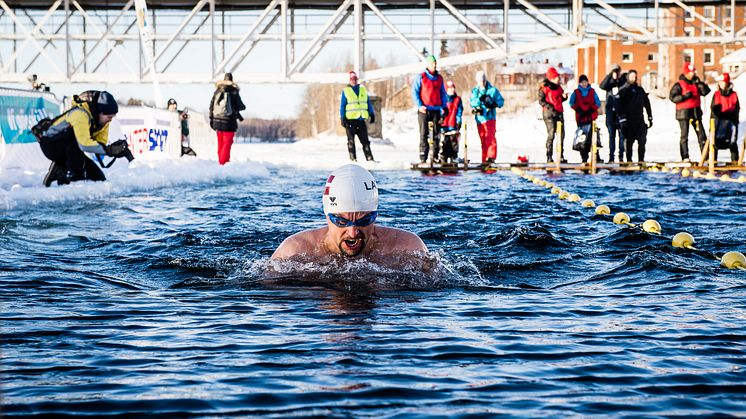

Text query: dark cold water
(2, 168), (746, 417)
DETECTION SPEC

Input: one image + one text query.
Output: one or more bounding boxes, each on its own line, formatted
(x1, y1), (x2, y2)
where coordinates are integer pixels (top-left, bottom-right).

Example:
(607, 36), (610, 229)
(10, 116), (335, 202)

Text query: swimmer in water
(272, 164), (428, 267)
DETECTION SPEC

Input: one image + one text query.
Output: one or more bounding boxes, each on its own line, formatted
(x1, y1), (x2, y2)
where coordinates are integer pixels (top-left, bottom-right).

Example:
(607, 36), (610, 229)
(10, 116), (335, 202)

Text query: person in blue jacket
(412, 55), (448, 164)
(340, 70), (375, 162)
(469, 70), (504, 164)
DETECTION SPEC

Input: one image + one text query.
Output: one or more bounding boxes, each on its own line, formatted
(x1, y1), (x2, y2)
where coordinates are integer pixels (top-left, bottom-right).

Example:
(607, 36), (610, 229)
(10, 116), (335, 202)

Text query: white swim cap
(322, 164), (378, 214)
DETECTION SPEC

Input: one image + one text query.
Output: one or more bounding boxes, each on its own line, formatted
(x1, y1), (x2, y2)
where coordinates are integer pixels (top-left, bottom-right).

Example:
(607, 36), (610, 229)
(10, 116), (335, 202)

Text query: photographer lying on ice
(33, 90), (133, 187)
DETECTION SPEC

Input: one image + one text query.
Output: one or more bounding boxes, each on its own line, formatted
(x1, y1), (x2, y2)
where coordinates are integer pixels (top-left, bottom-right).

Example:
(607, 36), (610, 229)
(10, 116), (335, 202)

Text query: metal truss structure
(0, 0), (745, 84)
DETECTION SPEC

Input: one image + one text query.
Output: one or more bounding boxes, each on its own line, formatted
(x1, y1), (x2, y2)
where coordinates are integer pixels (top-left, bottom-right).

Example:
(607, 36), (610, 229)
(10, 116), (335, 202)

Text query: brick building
(577, 5), (745, 96)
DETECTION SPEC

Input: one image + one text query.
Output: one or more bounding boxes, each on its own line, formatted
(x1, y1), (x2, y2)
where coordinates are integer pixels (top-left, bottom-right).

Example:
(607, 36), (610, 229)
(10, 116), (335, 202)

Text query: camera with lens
(107, 139), (135, 162)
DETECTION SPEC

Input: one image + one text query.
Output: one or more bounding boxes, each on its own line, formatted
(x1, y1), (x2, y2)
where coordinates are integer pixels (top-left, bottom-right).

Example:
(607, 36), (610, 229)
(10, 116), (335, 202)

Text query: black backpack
(211, 89), (234, 119)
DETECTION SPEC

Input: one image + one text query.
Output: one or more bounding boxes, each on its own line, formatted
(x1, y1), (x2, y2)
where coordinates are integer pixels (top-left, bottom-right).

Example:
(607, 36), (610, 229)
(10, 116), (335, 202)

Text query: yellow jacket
(46, 101), (110, 150)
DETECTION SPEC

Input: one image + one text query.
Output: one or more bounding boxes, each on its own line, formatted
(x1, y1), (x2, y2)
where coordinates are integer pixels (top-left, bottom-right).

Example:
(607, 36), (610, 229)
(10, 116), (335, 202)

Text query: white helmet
(322, 164), (378, 214)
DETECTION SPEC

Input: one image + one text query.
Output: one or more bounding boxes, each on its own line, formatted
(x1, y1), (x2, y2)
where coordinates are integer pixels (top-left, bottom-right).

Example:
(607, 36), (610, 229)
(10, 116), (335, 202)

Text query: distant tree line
(236, 118), (296, 142)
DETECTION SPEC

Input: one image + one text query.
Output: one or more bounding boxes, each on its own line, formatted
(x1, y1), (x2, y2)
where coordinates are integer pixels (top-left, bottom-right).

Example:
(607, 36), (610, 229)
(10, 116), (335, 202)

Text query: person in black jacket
(617, 70), (652, 163)
(209, 72), (246, 165)
(669, 63), (710, 162)
(599, 63), (627, 163)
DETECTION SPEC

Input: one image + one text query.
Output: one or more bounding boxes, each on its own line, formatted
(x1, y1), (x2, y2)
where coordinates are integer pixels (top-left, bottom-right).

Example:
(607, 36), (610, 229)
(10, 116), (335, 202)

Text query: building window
(704, 49), (714, 66)
(684, 9), (694, 22)
(683, 49), (694, 65)
(704, 25), (716, 37)
(622, 52), (633, 63)
(684, 26), (695, 37)
(648, 53), (658, 62)
(703, 6), (715, 20)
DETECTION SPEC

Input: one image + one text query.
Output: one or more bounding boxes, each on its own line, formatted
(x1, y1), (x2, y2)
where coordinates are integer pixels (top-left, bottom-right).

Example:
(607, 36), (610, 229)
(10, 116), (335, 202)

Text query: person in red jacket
(412, 55), (448, 164)
(710, 72), (740, 163)
(569, 74), (601, 163)
(669, 62), (710, 162)
(539, 67), (568, 163)
(440, 80), (463, 162)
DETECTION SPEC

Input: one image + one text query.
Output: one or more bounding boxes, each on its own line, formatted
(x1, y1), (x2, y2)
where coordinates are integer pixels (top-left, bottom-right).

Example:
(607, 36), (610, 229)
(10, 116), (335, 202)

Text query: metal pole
(210, 0), (214, 79)
(354, 0), (361, 76)
(221, 10), (225, 63)
(503, 0), (509, 55)
(290, 6), (294, 63)
(732, 0), (736, 40)
(430, 0), (434, 56)
(654, 0), (659, 41)
(65, 0), (69, 80)
(281, 0), (287, 79)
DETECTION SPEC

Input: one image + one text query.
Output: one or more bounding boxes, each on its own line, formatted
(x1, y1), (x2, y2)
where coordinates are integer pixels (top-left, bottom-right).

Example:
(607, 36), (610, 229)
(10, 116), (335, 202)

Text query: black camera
(107, 139), (135, 162)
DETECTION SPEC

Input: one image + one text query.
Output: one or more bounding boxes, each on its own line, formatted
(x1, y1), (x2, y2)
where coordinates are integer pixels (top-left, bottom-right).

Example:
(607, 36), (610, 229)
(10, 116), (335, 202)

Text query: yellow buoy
(692, 170), (702, 178)
(672, 232), (696, 249)
(532, 178), (542, 184)
(613, 212), (631, 225)
(539, 180), (548, 187)
(558, 191), (570, 200)
(545, 182), (555, 189)
(705, 172), (716, 180)
(650, 167), (660, 173)
(721, 174), (732, 181)
(568, 194), (581, 202)
(642, 219), (662, 234)
(721, 251), (746, 269)
(551, 186), (562, 195)
(661, 167), (670, 173)
(595, 205), (610, 215)
(738, 176), (746, 183)
(681, 168), (690, 177)
(671, 167), (680, 174)
(581, 199), (595, 208)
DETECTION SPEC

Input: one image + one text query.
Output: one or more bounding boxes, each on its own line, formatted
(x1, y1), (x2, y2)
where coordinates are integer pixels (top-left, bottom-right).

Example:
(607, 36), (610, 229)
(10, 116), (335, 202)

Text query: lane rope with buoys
(511, 167), (746, 270)
(651, 164), (746, 184)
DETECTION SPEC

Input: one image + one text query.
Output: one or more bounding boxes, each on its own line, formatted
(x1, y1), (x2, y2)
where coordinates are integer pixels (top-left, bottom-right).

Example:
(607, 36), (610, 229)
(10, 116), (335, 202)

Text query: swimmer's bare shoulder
(375, 226), (428, 253)
(271, 227), (326, 260)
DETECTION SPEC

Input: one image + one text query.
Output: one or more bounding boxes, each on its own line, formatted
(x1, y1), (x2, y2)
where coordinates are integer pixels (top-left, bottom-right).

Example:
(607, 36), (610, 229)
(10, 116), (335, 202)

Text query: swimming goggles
(327, 211), (378, 228)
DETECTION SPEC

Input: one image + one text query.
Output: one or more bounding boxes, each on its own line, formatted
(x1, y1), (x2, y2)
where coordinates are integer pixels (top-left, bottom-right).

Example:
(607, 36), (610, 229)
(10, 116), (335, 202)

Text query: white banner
(113, 105), (180, 159)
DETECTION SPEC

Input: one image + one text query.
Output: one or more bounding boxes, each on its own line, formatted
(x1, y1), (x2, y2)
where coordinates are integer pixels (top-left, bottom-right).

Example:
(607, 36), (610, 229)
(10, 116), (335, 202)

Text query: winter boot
(43, 162), (67, 187)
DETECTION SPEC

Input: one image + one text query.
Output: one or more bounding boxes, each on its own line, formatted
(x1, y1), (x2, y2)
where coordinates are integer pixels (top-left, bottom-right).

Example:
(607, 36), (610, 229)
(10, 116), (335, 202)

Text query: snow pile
(0, 156), (269, 210)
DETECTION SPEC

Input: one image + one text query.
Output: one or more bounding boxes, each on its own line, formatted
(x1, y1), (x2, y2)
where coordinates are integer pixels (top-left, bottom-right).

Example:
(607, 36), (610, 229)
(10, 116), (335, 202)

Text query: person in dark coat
(538, 67), (568, 163)
(209, 72), (246, 165)
(617, 70), (653, 163)
(710, 72), (740, 163)
(599, 63), (627, 163)
(669, 62), (710, 162)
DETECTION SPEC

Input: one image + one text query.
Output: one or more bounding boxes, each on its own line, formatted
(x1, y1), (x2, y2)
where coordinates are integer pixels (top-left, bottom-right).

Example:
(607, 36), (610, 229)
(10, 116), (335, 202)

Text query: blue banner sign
(0, 94), (60, 144)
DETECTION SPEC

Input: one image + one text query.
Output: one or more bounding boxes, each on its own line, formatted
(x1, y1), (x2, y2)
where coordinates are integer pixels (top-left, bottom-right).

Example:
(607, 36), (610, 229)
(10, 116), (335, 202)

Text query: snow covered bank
(0, 156), (268, 210)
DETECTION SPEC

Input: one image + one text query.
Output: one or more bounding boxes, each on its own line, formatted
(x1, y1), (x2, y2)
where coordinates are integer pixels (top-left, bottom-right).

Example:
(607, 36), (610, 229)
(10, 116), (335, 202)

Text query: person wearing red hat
(710, 72), (740, 163)
(440, 80), (463, 162)
(669, 62), (710, 162)
(340, 70), (376, 162)
(538, 67), (568, 163)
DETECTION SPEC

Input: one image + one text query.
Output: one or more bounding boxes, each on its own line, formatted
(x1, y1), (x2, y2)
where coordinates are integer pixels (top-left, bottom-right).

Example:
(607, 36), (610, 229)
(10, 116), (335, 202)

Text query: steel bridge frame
(0, 0), (744, 84)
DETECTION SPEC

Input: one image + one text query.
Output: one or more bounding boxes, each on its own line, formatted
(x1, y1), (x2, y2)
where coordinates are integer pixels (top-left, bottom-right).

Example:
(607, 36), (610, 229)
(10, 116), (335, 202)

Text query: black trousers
(623, 121), (647, 162)
(418, 110), (442, 162)
(678, 118), (707, 160)
(344, 119), (374, 161)
(40, 136), (105, 182)
(543, 114), (565, 161)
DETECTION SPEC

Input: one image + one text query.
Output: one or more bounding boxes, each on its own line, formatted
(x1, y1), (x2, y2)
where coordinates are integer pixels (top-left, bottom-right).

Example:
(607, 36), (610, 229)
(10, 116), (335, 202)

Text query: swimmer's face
(327, 211), (376, 257)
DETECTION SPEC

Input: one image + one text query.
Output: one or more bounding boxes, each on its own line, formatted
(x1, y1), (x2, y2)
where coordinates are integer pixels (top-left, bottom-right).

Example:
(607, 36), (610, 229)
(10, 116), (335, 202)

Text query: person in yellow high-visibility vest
(340, 71), (376, 162)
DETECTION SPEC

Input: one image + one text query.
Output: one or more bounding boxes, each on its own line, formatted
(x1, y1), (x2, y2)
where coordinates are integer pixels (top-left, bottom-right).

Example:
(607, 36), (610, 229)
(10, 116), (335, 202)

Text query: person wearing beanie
(470, 70), (504, 165)
(36, 90), (130, 186)
(340, 70), (376, 162)
(412, 55), (448, 164)
(669, 62), (710, 162)
(617, 70), (653, 163)
(538, 66), (569, 163)
(569, 74), (601, 163)
(710, 72), (740, 163)
(209, 72), (246, 165)
(441, 80), (464, 162)
(599, 63), (628, 163)
(271, 164), (428, 268)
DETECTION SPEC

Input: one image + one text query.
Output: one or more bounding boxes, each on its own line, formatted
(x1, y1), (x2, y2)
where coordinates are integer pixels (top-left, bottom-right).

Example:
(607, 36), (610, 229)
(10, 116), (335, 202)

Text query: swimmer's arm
(396, 230), (429, 253)
(271, 234), (304, 260)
